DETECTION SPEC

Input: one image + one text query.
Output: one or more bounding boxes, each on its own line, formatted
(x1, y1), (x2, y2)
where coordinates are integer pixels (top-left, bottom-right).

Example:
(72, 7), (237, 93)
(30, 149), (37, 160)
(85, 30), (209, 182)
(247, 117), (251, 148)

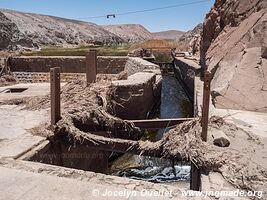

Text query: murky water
(109, 74), (193, 184)
(156, 74), (192, 140)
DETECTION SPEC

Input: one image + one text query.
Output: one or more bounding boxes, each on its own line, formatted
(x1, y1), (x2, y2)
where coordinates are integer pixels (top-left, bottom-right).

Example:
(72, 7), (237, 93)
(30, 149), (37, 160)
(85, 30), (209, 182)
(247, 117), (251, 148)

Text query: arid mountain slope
(0, 9), (124, 50)
(152, 30), (184, 40)
(178, 23), (203, 43)
(200, 0), (267, 112)
(101, 24), (152, 43)
(174, 23), (203, 52)
(0, 9), (152, 50)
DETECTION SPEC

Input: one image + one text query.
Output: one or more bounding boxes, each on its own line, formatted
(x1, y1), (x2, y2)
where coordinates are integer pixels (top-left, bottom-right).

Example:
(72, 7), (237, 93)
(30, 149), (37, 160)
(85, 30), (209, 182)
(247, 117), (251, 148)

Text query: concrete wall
(29, 137), (108, 173)
(9, 56), (127, 83)
(174, 58), (201, 102)
(9, 56), (127, 74)
(13, 72), (86, 83)
(10, 56), (162, 84)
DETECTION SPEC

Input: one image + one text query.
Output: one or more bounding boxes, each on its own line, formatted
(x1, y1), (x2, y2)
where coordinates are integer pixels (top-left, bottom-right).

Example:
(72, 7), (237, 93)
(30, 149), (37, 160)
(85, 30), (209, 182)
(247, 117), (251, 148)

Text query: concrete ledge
(112, 72), (162, 120)
(125, 57), (159, 76)
(0, 105), (48, 159)
(174, 57), (201, 102)
(0, 83), (65, 101)
(0, 159), (187, 200)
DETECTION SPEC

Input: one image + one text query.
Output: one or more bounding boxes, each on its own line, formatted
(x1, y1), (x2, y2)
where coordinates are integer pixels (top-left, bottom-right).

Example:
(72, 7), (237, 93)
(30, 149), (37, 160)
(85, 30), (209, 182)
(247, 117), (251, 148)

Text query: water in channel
(109, 73), (193, 185)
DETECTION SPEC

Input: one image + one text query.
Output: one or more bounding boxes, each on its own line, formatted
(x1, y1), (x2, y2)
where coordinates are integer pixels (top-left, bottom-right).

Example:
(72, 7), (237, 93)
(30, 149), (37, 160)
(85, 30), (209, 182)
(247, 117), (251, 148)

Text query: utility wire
(75, 0), (212, 20)
(0, 0), (212, 23)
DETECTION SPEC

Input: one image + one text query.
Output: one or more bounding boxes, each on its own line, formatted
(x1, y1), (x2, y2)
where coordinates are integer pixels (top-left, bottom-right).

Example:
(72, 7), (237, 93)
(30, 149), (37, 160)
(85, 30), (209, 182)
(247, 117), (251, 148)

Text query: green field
(22, 45), (129, 56)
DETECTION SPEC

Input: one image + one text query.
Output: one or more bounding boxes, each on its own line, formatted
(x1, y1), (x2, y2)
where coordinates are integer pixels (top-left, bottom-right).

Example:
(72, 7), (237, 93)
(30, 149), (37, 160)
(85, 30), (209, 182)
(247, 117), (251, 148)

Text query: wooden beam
(85, 50), (97, 84)
(50, 67), (61, 125)
(129, 118), (194, 129)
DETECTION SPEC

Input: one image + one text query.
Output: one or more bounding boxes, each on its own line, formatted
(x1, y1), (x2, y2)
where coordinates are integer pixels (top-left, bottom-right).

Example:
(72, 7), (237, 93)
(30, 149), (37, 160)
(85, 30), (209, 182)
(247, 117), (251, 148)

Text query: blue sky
(0, 0), (215, 32)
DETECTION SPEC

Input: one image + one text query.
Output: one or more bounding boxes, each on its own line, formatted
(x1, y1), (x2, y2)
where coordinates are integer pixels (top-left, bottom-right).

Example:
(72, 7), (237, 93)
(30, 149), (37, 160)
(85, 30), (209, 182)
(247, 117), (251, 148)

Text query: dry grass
(129, 39), (190, 52)
(129, 39), (176, 51)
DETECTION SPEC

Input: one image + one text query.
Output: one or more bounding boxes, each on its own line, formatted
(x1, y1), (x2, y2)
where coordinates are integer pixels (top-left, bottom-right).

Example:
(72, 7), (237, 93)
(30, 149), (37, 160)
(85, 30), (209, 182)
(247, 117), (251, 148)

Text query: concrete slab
(175, 57), (201, 70)
(125, 57), (159, 76)
(211, 108), (267, 138)
(201, 172), (250, 200)
(0, 105), (48, 159)
(0, 159), (198, 200)
(112, 72), (156, 86)
(0, 83), (65, 101)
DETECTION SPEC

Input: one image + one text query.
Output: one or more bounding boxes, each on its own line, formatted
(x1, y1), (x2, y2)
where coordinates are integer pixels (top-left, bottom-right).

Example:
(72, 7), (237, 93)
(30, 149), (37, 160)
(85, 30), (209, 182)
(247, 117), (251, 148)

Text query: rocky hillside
(174, 23), (203, 53)
(152, 30), (184, 40)
(0, 11), (35, 50)
(178, 23), (203, 43)
(200, 0), (267, 112)
(101, 24), (152, 43)
(0, 9), (152, 50)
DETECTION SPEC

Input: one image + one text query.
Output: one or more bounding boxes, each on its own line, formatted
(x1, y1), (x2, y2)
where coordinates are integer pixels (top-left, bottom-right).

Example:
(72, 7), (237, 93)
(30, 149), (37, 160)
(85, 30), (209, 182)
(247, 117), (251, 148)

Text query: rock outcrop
(101, 24), (152, 43)
(175, 23), (203, 53)
(0, 11), (35, 50)
(200, 0), (267, 112)
(178, 23), (203, 43)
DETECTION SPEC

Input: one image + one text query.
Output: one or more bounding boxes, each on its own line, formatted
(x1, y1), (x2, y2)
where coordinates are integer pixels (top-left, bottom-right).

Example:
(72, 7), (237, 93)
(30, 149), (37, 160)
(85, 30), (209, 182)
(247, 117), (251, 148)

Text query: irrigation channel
(109, 72), (193, 186)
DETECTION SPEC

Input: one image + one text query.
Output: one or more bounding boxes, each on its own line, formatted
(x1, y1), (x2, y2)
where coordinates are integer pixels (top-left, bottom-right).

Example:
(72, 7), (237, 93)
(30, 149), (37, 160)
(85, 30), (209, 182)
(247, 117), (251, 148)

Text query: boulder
(211, 130), (230, 147)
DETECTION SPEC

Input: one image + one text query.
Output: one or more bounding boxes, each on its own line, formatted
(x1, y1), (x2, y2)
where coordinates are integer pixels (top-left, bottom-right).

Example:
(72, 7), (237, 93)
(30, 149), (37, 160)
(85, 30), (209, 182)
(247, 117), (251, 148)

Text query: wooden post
(201, 71), (211, 142)
(190, 72), (211, 191)
(50, 67), (61, 125)
(4, 58), (8, 74)
(190, 163), (200, 190)
(85, 50), (97, 84)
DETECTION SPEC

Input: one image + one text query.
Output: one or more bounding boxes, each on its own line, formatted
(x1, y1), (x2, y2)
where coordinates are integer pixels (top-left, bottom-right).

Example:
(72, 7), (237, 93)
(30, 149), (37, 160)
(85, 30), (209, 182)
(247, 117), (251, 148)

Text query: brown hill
(101, 24), (152, 44)
(152, 30), (184, 40)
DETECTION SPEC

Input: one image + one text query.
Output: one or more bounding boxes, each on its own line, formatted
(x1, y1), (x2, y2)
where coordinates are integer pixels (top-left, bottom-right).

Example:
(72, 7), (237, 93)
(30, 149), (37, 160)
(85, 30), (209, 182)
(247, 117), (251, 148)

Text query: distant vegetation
(21, 45), (129, 56)
(21, 39), (189, 62)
